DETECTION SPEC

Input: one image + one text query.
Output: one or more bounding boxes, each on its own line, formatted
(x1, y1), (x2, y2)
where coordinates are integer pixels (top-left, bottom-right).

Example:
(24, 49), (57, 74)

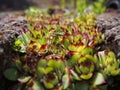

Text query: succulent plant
(97, 50), (120, 76)
(4, 8), (120, 90)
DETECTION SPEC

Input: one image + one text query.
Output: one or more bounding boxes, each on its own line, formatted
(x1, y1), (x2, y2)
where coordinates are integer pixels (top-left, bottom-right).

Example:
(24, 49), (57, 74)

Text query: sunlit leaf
(18, 76), (31, 83)
(93, 73), (106, 86)
(110, 69), (120, 76)
(81, 47), (92, 55)
(32, 81), (42, 90)
(71, 54), (80, 64)
(68, 44), (77, 51)
(37, 67), (45, 77)
(80, 66), (89, 73)
(62, 74), (70, 89)
(57, 61), (65, 72)
(71, 70), (80, 80)
(45, 67), (53, 74)
(108, 51), (115, 60)
(43, 81), (54, 89)
(77, 46), (85, 52)
(47, 60), (57, 68)
(80, 73), (93, 80)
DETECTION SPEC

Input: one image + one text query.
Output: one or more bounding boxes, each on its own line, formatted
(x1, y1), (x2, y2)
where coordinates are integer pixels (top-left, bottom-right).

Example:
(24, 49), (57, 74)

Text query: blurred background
(0, 0), (103, 10)
(0, 0), (120, 13)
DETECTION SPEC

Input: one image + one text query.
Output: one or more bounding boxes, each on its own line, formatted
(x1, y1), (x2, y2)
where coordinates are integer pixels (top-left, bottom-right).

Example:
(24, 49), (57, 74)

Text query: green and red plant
(4, 8), (120, 90)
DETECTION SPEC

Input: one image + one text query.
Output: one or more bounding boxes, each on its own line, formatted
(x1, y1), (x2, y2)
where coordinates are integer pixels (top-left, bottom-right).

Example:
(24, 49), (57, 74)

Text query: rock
(0, 12), (28, 89)
(97, 10), (120, 58)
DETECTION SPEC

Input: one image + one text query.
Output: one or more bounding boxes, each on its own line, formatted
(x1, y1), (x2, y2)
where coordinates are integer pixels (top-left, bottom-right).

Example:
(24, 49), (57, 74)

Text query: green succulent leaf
(45, 67), (53, 74)
(18, 76), (31, 83)
(108, 51), (115, 60)
(4, 68), (18, 81)
(110, 69), (120, 76)
(71, 70), (80, 80)
(71, 54), (80, 65)
(48, 60), (57, 68)
(43, 81), (54, 89)
(38, 59), (47, 68)
(81, 47), (92, 55)
(37, 67), (45, 77)
(50, 75), (59, 86)
(23, 65), (30, 72)
(75, 66), (81, 74)
(75, 82), (89, 90)
(15, 60), (22, 71)
(93, 73), (105, 86)
(14, 32), (30, 52)
(80, 73), (93, 80)
(32, 81), (42, 90)
(57, 61), (65, 72)
(68, 45), (77, 51)
(80, 66), (89, 73)
(85, 54), (95, 62)
(63, 39), (70, 48)
(97, 85), (107, 90)
(77, 46), (85, 52)
(62, 74), (70, 89)
(78, 57), (86, 63)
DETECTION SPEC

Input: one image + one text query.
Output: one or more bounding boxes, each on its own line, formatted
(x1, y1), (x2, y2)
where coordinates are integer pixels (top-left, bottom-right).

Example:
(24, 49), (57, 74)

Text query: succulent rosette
(36, 55), (70, 90)
(67, 44), (96, 80)
(97, 51), (120, 76)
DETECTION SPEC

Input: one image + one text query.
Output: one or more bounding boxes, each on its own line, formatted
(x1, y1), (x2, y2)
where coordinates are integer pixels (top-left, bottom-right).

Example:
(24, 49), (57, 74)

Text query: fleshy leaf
(47, 60), (57, 68)
(75, 82), (89, 90)
(57, 60), (65, 72)
(15, 60), (22, 70)
(81, 47), (92, 55)
(80, 73), (93, 80)
(62, 74), (70, 89)
(71, 54), (80, 64)
(37, 59), (47, 68)
(68, 44), (77, 51)
(4, 68), (18, 81)
(32, 81), (42, 90)
(63, 39), (70, 48)
(45, 67), (53, 74)
(37, 67), (45, 77)
(110, 69), (120, 76)
(77, 45), (85, 52)
(23, 65), (30, 72)
(93, 73), (106, 86)
(43, 81), (54, 89)
(71, 70), (80, 80)
(18, 76), (31, 83)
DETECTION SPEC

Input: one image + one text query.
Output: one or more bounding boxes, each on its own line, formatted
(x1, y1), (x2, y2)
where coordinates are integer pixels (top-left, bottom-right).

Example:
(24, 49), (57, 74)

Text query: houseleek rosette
(68, 44), (96, 80)
(98, 51), (120, 76)
(37, 55), (69, 89)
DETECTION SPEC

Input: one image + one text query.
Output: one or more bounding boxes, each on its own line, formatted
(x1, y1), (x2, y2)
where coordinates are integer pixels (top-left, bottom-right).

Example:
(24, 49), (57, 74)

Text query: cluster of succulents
(4, 8), (120, 90)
